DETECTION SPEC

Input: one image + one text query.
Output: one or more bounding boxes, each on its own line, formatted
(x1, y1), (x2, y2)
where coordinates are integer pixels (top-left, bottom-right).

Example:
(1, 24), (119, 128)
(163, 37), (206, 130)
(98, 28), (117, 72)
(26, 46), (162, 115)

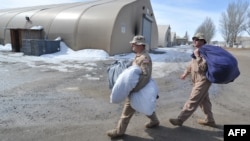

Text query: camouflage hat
(192, 33), (207, 44)
(129, 35), (146, 46)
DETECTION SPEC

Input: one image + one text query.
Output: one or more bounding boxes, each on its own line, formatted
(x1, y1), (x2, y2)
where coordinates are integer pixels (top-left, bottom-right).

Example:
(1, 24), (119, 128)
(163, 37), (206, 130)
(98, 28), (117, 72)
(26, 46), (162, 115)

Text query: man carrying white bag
(107, 35), (160, 138)
(110, 65), (158, 116)
(130, 78), (159, 116)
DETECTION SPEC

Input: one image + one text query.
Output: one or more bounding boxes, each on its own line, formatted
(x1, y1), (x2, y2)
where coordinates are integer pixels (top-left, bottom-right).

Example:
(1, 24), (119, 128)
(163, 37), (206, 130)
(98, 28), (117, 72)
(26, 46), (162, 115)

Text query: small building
(176, 36), (188, 46)
(0, 0), (158, 55)
(171, 32), (176, 46)
(236, 36), (250, 48)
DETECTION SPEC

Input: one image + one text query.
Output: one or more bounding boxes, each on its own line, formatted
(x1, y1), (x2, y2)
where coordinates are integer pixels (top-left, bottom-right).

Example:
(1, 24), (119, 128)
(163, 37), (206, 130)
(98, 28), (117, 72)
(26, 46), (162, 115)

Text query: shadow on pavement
(145, 125), (223, 141)
(109, 125), (223, 141)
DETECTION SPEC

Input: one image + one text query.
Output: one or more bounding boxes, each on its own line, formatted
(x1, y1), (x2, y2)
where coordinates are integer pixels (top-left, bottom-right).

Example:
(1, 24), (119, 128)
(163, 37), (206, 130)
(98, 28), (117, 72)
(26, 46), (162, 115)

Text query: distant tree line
(192, 0), (250, 47)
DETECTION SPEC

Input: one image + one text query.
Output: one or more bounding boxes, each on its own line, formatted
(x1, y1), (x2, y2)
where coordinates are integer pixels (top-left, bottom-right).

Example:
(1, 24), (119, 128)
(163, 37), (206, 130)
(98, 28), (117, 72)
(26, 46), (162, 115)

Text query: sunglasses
(193, 38), (203, 41)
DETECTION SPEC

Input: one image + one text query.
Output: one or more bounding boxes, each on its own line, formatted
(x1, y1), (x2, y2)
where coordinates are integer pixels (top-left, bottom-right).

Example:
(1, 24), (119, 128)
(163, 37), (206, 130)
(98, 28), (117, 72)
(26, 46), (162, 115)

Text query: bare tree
(245, 11), (250, 35)
(220, 0), (249, 47)
(195, 17), (215, 43)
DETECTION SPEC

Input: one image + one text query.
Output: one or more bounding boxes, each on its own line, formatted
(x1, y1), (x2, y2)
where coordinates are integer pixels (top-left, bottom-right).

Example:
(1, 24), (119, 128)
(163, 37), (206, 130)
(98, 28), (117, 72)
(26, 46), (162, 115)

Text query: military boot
(106, 118), (129, 138)
(145, 112), (160, 128)
(197, 119), (216, 127)
(169, 118), (183, 126)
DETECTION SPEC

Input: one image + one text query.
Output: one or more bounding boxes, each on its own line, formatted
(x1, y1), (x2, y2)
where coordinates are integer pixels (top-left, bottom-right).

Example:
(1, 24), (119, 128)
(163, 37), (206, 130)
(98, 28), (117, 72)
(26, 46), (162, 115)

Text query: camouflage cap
(192, 33), (207, 44)
(129, 35), (146, 46)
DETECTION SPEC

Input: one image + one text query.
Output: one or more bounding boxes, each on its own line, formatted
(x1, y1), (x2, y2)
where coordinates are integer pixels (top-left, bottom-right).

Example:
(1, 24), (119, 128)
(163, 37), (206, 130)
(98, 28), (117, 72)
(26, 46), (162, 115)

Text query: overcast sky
(1, 0), (249, 41)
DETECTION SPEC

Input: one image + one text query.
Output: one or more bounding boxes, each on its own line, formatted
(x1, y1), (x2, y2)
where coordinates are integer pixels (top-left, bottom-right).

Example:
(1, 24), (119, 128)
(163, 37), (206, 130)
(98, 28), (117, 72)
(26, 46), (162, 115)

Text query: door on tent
(142, 14), (153, 50)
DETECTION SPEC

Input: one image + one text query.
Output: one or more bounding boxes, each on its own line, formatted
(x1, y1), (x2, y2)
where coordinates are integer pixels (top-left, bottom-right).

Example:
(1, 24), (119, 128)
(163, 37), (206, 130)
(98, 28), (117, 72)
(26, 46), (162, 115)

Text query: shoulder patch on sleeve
(143, 58), (150, 63)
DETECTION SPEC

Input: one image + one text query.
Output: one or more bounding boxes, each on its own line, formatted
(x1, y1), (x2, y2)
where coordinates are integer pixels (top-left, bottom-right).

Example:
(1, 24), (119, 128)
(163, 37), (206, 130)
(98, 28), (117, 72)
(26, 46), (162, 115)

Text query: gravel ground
(0, 48), (250, 141)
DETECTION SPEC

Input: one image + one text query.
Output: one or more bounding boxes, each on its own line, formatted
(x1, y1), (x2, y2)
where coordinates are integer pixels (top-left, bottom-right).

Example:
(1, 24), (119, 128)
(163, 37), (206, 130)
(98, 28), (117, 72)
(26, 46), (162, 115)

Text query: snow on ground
(0, 42), (193, 78)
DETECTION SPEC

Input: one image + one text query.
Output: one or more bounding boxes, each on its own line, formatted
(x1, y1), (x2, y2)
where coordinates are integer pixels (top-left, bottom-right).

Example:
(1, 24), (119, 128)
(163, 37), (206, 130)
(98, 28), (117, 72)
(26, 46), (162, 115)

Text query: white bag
(110, 65), (141, 103)
(130, 79), (158, 116)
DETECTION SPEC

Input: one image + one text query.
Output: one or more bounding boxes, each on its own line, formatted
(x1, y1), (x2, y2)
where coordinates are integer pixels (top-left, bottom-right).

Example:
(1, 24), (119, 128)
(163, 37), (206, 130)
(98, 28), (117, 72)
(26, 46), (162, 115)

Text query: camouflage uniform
(170, 33), (216, 127)
(107, 48), (159, 138)
(132, 50), (152, 92)
(178, 57), (215, 123)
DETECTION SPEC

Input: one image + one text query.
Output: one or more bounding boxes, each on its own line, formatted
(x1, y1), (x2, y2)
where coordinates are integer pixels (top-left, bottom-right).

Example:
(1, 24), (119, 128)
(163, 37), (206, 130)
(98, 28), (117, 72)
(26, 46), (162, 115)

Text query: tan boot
(106, 129), (123, 138)
(106, 118), (129, 138)
(197, 119), (216, 127)
(145, 112), (160, 128)
(169, 118), (183, 126)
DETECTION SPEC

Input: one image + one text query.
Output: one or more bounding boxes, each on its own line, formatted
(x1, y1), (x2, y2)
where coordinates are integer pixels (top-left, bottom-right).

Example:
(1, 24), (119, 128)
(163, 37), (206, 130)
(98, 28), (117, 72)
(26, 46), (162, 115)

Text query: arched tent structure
(157, 25), (171, 47)
(171, 32), (176, 46)
(0, 0), (158, 55)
